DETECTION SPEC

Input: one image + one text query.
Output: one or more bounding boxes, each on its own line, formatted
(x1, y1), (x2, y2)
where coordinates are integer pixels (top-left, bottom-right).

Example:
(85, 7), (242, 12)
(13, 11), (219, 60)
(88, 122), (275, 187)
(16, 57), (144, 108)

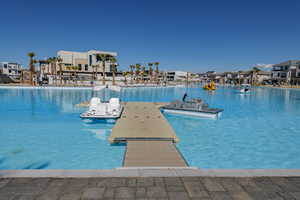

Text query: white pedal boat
(80, 97), (123, 120)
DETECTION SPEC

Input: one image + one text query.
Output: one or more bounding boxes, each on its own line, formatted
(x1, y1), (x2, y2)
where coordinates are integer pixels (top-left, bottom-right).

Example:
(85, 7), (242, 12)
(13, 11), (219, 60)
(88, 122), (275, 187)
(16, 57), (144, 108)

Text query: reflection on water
(0, 86), (300, 169)
(1, 86), (300, 117)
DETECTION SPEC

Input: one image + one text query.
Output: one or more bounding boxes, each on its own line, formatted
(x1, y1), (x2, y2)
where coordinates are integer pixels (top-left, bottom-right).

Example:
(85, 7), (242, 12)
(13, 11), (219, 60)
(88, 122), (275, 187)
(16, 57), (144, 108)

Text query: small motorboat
(93, 85), (122, 92)
(80, 97), (123, 120)
(239, 88), (250, 93)
(161, 98), (223, 119)
(238, 84), (251, 93)
(93, 85), (106, 91)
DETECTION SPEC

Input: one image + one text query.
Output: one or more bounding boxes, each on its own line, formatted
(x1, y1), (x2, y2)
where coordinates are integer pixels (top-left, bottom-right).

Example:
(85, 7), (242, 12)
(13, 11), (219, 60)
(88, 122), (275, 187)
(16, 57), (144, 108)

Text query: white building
(167, 71), (188, 81)
(166, 71), (198, 82)
(41, 50), (118, 85)
(271, 60), (299, 85)
(57, 50), (117, 73)
(0, 62), (23, 79)
(296, 61), (300, 78)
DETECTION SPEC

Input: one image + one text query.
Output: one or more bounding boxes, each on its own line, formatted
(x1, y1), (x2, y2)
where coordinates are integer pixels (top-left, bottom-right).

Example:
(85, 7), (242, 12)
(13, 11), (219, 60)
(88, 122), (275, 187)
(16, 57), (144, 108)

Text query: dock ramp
(123, 140), (188, 167)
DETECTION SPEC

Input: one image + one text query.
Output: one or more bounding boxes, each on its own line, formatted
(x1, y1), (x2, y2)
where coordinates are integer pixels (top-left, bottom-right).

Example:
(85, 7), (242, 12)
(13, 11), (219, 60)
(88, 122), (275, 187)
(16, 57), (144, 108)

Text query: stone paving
(1, 177), (300, 200)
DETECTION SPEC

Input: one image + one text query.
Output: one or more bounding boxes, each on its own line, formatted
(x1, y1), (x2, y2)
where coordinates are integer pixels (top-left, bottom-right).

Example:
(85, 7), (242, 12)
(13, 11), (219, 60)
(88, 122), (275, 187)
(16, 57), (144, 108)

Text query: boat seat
(95, 103), (107, 115)
(89, 97), (101, 112)
(108, 98), (121, 113)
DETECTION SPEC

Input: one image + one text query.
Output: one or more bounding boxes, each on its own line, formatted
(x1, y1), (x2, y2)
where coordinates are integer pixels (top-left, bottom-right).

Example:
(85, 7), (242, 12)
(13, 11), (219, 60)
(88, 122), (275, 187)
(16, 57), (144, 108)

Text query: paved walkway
(124, 141), (188, 167)
(109, 102), (178, 143)
(1, 177), (300, 200)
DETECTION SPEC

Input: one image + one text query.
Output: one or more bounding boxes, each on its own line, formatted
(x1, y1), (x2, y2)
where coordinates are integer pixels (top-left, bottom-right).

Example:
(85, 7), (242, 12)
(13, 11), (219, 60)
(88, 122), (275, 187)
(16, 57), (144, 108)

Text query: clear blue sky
(1, 0), (300, 72)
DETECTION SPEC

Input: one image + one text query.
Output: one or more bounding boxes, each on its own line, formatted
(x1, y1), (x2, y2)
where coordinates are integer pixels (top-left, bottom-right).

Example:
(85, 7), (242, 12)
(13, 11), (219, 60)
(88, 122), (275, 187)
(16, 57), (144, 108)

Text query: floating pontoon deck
(109, 102), (179, 143)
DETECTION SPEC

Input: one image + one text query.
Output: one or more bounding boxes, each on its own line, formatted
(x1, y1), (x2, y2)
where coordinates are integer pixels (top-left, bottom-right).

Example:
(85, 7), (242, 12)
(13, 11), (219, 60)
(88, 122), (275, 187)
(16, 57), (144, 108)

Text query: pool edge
(2, 168), (300, 177)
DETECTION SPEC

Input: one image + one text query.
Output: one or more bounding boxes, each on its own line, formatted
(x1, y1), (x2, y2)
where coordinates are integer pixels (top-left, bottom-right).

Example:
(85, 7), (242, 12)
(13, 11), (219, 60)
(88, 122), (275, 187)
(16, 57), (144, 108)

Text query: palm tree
(135, 64), (141, 84)
(91, 65), (97, 84)
(250, 67), (261, 86)
(186, 72), (189, 86)
(109, 56), (118, 85)
(20, 69), (24, 84)
(37, 59), (48, 84)
(154, 62), (159, 84)
(96, 54), (111, 85)
(148, 63), (153, 83)
(27, 52), (36, 85)
(65, 66), (71, 84)
(123, 71), (129, 85)
(141, 66), (146, 84)
(129, 65), (135, 84)
(46, 57), (58, 85)
(71, 66), (79, 85)
(57, 57), (63, 85)
(237, 70), (243, 85)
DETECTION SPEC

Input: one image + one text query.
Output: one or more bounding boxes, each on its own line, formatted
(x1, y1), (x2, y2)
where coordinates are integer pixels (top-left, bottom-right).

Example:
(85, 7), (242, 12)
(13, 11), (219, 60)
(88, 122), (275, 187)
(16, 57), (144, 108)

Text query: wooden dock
(109, 102), (188, 167)
(123, 140), (188, 167)
(109, 102), (179, 143)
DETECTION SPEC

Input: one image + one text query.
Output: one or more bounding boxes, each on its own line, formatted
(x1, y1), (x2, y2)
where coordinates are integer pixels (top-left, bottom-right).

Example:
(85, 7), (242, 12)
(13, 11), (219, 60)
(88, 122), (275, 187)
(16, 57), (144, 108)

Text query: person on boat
(182, 93), (188, 102)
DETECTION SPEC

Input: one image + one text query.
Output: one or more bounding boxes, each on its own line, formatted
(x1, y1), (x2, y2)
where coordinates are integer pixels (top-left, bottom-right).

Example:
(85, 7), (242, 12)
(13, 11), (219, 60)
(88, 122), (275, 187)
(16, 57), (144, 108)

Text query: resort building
(256, 71), (272, 84)
(166, 71), (198, 82)
(271, 60), (299, 85)
(41, 50), (119, 85)
(166, 71), (188, 81)
(199, 70), (271, 85)
(295, 61), (300, 84)
(0, 62), (23, 80)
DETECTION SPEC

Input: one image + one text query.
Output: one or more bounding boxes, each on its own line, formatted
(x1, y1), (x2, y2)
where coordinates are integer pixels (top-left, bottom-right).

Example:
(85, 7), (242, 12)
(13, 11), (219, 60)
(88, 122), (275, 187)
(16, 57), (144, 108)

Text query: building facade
(0, 62), (23, 79)
(271, 60), (299, 85)
(41, 50), (118, 85)
(198, 70), (271, 85)
(166, 71), (189, 81)
(295, 61), (300, 84)
(256, 71), (271, 84)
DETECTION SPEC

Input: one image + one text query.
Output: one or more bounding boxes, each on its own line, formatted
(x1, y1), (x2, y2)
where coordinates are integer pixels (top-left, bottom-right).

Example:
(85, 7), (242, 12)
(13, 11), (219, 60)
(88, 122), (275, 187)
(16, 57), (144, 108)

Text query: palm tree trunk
(54, 62), (57, 86)
(130, 69), (133, 84)
(29, 71), (33, 86)
(59, 64), (62, 86)
(74, 69), (77, 86)
(95, 65), (98, 82)
(136, 73), (139, 84)
(112, 65), (116, 85)
(102, 61), (106, 85)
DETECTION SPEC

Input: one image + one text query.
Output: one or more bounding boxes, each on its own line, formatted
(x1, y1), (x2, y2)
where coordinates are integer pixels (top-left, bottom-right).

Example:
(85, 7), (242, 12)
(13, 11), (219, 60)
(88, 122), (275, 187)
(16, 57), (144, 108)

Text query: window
(298, 66), (300, 70)
(8, 70), (11, 73)
(285, 66), (288, 70)
(4, 64), (7, 68)
(298, 73), (300, 77)
(89, 55), (92, 66)
(280, 73), (287, 78)
(85, 64), (88, 71)
(78, 64), (82, 71)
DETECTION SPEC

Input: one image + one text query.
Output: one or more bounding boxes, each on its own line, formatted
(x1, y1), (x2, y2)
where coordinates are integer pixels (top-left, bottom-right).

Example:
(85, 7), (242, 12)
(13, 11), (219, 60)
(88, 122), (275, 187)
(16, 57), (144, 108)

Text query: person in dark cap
(182, 93), (188, 102)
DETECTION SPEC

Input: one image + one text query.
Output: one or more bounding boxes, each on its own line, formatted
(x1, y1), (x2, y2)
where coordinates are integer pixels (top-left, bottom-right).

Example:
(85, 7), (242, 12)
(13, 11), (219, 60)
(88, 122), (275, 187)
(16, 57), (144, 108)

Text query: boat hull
(80, 107), (124, 120)
(162, 108), (222, 119)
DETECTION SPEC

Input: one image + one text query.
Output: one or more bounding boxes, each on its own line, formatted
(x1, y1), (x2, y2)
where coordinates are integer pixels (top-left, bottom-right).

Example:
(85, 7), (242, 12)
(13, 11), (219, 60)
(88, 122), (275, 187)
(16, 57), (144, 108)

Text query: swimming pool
(0, 86), (300, 169)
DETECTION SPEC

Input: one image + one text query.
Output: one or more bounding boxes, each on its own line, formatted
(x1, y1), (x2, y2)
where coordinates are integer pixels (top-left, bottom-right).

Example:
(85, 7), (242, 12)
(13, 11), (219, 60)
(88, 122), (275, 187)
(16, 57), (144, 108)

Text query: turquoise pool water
(0, 86), (300, 169)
